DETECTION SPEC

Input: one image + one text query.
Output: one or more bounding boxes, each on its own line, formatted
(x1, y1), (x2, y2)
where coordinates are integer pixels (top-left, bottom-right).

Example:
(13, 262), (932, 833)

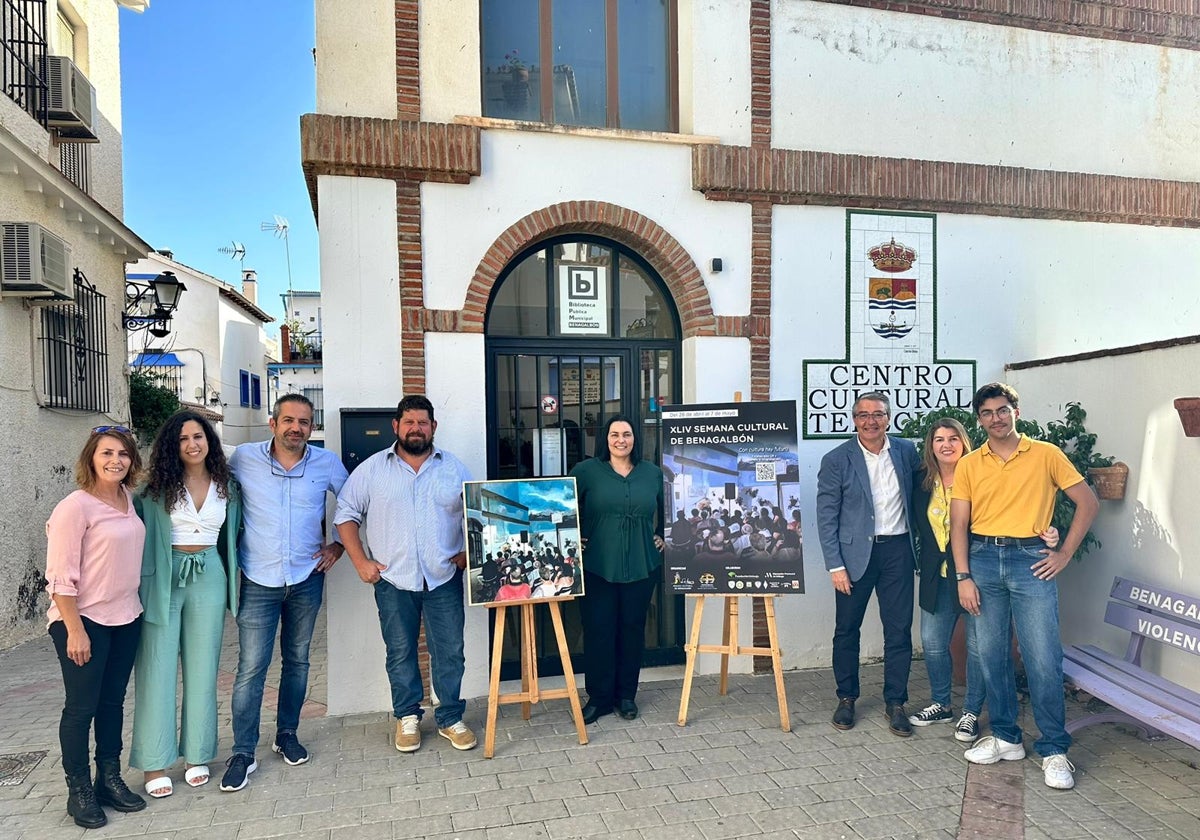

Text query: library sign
(803, 211), (976, 439)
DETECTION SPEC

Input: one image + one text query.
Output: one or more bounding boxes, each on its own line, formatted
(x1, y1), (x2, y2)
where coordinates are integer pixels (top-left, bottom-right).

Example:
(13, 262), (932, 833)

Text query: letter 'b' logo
(568, 267), (599, 300)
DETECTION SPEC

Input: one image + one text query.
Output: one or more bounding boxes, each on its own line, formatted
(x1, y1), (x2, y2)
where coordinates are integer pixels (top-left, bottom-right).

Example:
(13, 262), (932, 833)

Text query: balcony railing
(1, 0), (47, 126)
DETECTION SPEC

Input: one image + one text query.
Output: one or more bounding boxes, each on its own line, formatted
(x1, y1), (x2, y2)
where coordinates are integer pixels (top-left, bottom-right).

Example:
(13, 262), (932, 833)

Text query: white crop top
(169, 481), (227, 546)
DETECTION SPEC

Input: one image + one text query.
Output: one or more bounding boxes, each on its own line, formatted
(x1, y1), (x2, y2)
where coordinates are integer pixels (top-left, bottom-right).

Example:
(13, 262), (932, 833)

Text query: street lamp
(123, 271), (187, 338)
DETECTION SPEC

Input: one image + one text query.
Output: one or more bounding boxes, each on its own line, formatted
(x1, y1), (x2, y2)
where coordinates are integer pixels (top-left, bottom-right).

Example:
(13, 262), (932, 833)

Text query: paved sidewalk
(1, 612), (1197, 839)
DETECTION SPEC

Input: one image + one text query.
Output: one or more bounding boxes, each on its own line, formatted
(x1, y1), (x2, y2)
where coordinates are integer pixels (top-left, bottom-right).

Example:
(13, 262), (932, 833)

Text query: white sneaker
(1042, 754), (1075, 789)
(964, 735), (1026, 764)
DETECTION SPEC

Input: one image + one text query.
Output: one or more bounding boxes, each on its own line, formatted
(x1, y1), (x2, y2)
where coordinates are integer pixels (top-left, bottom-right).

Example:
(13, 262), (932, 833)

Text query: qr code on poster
(754, 461), (775, 482)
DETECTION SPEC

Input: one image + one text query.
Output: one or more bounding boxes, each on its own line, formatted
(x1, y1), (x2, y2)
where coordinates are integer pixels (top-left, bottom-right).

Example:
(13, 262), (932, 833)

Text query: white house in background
(269, 288), (326, 444)
(0, 0), (150, 649)
(126, 251), (275, 446)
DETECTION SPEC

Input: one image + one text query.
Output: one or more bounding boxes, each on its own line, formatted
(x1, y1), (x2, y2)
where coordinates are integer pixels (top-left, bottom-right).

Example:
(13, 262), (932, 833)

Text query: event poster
(463, 477), (584, 607)
(661, 401), (804, 594)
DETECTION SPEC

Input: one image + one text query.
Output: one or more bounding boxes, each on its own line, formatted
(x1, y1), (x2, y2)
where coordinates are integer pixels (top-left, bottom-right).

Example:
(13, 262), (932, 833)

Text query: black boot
(65, 772), (107, 829)
(95, 759), (146, 812)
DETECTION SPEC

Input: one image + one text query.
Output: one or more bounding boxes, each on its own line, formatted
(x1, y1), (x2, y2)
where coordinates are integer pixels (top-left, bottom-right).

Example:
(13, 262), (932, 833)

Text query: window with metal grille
(58, 140), (89, 193)
(38, 267), (109, 411)
(239, 369), (250, 407)
(302, 386), (324, 430)
(1, 0), (48, 126)
(251, 373), (261, 409)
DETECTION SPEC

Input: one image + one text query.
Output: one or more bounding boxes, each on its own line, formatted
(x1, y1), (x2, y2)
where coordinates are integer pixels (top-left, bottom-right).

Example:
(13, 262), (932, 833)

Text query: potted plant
(900, 401), (1121, 559)
(1174, 397), (1200, 437)
(502, 50), (531, 111)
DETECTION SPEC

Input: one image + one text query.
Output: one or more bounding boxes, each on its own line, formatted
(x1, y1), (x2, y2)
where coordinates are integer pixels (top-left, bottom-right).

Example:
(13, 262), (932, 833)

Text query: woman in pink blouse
(45, 426), (148, 829)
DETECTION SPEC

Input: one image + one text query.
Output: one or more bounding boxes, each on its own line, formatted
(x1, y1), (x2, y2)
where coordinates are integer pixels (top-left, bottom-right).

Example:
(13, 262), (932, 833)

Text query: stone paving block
(545, 762), (603, 782)
(231, 814), (302, 838)
(766, 766), (825, 788)
(803, 797), (867, 824)
(748, 802), (817, 832)
(668, 778), (727, 802)
(298, 808), (362, 831)
(615, 784), (676, 809)
(273, 792), (335, 816)
(898, 784), (960, 809)
(528, 777), (587, 802)
(176, 824), (240, 840)
(564, 791), (624, 815)
(331, 785), (392, 808)
(682, 759), (733, 782)
(330, 820), (391, 840)
(809, 779), (870, 802)
(719, 771), (780, 796)
(515, 750), (572, 771)
(692, 813), (764, 839)
(509, 798), (567, 823)
(580, 772), (638, 795)
(601, 804), (665, 832)
(451, 803), (514, 831)
(813, 763), (869, 784)
(451, 774), (502, 795)
(644, 751), (698, 770)
(758, 785), (820, 809)
(655, 798), (721, 823)
(208, 799), (279, 824)
(543, 812), (609, 838)
(634, 766), (690, 788)
(423, 830), (487, 840)
(897, 803), (960, 833)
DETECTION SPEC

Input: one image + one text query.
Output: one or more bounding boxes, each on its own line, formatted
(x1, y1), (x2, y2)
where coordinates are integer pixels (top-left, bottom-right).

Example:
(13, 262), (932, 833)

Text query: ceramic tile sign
(803, 210), (976, 439)
(661, 400), (804, 594)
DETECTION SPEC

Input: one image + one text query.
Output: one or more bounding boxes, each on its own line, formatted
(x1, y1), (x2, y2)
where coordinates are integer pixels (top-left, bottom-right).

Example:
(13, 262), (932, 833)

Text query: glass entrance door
(486, 344), (682, 679)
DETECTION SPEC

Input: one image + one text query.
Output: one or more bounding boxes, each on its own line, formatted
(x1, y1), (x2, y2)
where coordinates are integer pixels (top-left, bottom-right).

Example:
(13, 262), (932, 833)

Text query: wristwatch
(955, 572), (973, 581)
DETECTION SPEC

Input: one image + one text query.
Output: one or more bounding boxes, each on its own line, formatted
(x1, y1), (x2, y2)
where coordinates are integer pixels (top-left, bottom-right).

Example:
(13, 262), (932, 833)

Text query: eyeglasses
(269, 446), (310, 477)
(978, 406), (1015, 421)
(91, 425), (132, 435)
(852, 412), (888, 422)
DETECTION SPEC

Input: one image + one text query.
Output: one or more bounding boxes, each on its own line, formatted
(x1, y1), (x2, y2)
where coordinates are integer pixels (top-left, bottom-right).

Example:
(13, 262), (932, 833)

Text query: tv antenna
(260, 215), (293, 290)
(217, 241), (246, 272)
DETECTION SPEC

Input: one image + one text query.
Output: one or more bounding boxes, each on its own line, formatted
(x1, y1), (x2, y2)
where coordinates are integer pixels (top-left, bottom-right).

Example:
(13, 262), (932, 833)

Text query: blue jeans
(920, 575), (984, 714)
(374, 570), (466, 728)
(969, 540), (1070, 757)
(230, 572), (324, 757)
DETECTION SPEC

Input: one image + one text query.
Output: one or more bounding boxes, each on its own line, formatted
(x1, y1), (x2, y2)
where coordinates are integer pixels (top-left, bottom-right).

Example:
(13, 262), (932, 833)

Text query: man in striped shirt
(334, 395), (476, 754)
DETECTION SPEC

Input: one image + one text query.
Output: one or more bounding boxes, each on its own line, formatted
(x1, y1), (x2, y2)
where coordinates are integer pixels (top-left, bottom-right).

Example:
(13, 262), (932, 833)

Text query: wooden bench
(1062, 576), (1200, 749)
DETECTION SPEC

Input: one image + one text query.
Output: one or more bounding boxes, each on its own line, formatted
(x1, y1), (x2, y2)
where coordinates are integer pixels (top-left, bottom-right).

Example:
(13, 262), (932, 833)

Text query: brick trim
(749, 0), (771, 148)
(462, 202), (720, 339)
(396, 0), (420, 119)
(299, 115), (482, 216)
(811, 1), (1200, 51)
(693, 145), (1200, 228)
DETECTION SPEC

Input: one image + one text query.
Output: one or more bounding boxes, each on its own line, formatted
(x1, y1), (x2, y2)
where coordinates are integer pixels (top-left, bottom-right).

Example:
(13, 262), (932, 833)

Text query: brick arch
(461, 201), (717, 338)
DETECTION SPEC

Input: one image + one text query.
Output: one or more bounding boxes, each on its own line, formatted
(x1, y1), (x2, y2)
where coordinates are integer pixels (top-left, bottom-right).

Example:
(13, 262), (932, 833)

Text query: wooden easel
(483, 599), (589, 758)
(677, 594), (790, 731)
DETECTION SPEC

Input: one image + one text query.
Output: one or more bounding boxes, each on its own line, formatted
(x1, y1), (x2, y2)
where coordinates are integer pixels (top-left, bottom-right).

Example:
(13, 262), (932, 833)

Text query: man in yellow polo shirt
(949, 383), (1098, 791)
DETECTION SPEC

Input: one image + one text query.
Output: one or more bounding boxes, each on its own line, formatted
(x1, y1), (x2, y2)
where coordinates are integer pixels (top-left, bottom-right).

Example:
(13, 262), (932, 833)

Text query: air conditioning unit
(43, 55), (98, 141)
(0, 223), (72, 299)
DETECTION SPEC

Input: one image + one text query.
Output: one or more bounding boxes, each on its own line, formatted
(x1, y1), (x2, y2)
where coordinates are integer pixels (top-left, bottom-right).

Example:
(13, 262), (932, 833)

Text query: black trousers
(49, 615), (142, 777)
(832, 538), (914, 705)
(580, 572), (658, 708)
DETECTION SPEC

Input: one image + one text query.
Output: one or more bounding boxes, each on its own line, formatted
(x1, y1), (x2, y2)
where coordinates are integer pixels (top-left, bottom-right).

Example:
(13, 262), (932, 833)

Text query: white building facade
(126, 252), (275, 446)
(304, 1), (1200, 712)
(271, 288), (326, 443)
(0, 0), (150, 648)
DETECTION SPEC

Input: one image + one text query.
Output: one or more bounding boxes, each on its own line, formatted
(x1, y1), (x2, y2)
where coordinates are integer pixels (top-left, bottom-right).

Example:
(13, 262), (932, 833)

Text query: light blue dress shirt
(333, 445), (471, 592)
(230, 441), (349, 587)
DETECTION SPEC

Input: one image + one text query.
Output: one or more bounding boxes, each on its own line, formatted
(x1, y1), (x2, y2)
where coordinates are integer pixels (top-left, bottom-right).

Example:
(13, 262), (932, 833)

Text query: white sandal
(184, 765), (210, 787)
(144, 775), (173, 798)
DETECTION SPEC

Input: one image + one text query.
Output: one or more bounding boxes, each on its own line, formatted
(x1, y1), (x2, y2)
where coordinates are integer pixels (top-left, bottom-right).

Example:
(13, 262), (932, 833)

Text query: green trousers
(129, 547), (227, 770)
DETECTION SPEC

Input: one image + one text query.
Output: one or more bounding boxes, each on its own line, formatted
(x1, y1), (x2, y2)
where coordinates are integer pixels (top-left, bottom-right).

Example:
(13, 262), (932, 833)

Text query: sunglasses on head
(91, 425), (133, 435)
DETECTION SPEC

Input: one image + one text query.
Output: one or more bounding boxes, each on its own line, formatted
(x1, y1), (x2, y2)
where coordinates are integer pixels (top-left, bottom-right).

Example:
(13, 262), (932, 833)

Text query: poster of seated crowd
(661, 400), (804, 594)
(463, 477), (583, 606)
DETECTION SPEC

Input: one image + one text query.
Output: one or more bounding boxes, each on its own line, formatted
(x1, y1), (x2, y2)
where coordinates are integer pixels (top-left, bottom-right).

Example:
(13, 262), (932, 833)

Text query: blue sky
(120, 2), (317, 330)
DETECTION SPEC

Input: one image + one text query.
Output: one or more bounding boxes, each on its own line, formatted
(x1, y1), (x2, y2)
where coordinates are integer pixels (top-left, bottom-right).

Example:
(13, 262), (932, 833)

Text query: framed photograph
(463, 477), (584, 607)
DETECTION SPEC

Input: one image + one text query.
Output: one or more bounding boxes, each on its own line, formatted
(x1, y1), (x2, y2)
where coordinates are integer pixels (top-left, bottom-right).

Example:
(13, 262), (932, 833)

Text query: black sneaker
(954, 712), (980, 742)
(273, 731), (310, 766)
(908, 702), (954, 726)
(219, 754), (257, 792)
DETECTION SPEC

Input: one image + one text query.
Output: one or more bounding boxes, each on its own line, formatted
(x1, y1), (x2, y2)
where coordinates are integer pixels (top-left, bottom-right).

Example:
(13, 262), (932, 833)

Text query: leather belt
(971, 534), (1044, 547)
(872, 533), (907, 543)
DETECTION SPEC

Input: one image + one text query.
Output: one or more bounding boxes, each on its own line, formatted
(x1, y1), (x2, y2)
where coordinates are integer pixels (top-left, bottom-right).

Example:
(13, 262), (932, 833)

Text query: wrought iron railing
(39, 268), (110, 411)
(1, 0), (47, 126)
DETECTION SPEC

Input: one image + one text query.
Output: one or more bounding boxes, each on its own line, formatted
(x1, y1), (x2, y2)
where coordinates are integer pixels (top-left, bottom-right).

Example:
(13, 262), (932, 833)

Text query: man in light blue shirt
(220, 394), (348, 792)
(334, 395), (476, 754)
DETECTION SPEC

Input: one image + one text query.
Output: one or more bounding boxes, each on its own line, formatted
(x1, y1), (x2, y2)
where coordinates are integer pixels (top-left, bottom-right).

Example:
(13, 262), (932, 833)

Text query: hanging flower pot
(1087, 461), (1129, 501)
(1174, 398), (1200, 437)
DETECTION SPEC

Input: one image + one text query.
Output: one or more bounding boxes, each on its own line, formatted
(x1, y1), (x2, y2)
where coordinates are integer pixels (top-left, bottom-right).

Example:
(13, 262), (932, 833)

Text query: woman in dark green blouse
(570, 415), (665, 724)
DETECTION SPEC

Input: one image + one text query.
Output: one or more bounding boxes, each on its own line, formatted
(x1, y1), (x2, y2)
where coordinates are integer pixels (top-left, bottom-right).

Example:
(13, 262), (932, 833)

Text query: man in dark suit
(816, 392), (919, 737)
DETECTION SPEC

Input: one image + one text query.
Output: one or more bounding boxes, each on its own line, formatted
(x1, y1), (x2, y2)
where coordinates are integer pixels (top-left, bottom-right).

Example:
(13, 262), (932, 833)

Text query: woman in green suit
(130, 411), (241, 797)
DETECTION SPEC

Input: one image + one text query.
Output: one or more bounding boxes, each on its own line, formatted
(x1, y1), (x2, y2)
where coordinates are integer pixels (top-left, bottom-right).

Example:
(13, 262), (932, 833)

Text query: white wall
(1010, 344), (1200, 693)
(423, 130), (750, 315)
(773, 2), (1200, 181)
(315, 0), (395, 119)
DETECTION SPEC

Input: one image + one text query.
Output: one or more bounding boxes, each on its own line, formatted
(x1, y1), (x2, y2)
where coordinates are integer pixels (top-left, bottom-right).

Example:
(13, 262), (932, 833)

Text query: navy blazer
(816, 435), (919, 582)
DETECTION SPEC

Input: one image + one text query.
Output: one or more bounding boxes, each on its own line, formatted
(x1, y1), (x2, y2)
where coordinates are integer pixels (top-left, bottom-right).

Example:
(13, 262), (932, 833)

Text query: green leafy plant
(129, 368), (180, 446)
(898, 402), (1114, 561)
